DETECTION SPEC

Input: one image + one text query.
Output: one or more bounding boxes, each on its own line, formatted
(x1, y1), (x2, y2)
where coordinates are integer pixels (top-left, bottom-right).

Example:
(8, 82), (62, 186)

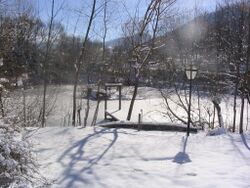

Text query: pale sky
(34, 0), (219, 41)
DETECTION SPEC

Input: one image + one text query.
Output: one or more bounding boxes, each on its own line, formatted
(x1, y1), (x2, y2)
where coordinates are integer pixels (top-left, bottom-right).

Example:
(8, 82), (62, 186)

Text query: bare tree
(91, 0), (109, 126)
(125, 0), (176, 120)
(41, 0), (55, 127)
(72, 0), (96, 126)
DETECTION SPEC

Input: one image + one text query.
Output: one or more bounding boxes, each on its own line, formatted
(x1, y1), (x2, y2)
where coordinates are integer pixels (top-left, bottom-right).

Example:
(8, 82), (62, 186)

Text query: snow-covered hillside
(30, 127), (250, 188)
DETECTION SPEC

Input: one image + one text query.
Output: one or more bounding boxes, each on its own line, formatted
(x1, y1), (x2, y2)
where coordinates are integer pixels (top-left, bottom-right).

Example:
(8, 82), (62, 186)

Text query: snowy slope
(30, 127), (250, 188)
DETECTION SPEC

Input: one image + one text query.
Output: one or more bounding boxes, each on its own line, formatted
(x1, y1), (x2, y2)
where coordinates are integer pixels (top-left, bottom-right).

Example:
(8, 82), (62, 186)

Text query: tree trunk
(91, 83), (101, 126)
(212, 105), (215, 129)
(197, 87), (201, 126)
(246, 7), (250, 72)
(23, 87), (26, 126)
(91, 0), (107, 126)
(232, 89), (237, 132)
(72, 0), (96, 126)
(212, 99), (224, 129)
(77, 107), (81, 126)
(247, 102), (249, 131)
(127, 78), (139, 121)
(233, 6), (245, 132)
(239, 97), (244, 134)
(72, 70), (79, 126)
(41, 0), (54, 127)
(0, 91), (4, 118)
(41, 77), (47, 127)
(84, 87), (91, 127)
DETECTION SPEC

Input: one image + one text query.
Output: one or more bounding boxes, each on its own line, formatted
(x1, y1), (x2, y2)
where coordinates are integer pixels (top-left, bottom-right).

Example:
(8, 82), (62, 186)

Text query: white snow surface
(30, 127), (250, 188)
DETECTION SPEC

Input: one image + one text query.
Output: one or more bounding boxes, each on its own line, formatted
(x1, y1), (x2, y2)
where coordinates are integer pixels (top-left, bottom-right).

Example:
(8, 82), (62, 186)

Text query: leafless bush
(2, 85), (59, 127)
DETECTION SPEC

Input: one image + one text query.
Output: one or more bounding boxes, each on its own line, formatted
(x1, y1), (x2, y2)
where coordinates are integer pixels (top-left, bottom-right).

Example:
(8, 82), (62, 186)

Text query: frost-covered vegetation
(0, 120), (35, 187)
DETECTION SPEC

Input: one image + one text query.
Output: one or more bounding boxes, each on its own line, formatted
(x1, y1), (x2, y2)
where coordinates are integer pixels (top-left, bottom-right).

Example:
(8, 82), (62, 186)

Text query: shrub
(0, 120), (36, 187)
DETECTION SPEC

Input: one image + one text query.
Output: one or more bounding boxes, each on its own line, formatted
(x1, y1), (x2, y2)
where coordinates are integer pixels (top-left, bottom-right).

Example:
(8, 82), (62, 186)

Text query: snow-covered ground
(19, 85), (250, 187)
(30, 127), (250, 188)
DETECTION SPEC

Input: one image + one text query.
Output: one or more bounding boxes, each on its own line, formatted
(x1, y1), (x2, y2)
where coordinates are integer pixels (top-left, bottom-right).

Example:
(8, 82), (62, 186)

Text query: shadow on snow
(56, 127), (118, 188)
(137, 136), (191, 165)
(55, 129), (193, 187)
(173, 136), (191, 164)
(241, 134), (250, 151)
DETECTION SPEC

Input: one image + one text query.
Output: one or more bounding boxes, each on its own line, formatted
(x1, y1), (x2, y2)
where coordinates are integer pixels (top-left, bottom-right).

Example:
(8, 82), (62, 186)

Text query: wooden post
(138, 109), (143, 131)
(138, 113), (141, 131)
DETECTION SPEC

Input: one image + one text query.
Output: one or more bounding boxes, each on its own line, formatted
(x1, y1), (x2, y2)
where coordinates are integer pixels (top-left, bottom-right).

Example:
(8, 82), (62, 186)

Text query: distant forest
(0, 1), (249, 89)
